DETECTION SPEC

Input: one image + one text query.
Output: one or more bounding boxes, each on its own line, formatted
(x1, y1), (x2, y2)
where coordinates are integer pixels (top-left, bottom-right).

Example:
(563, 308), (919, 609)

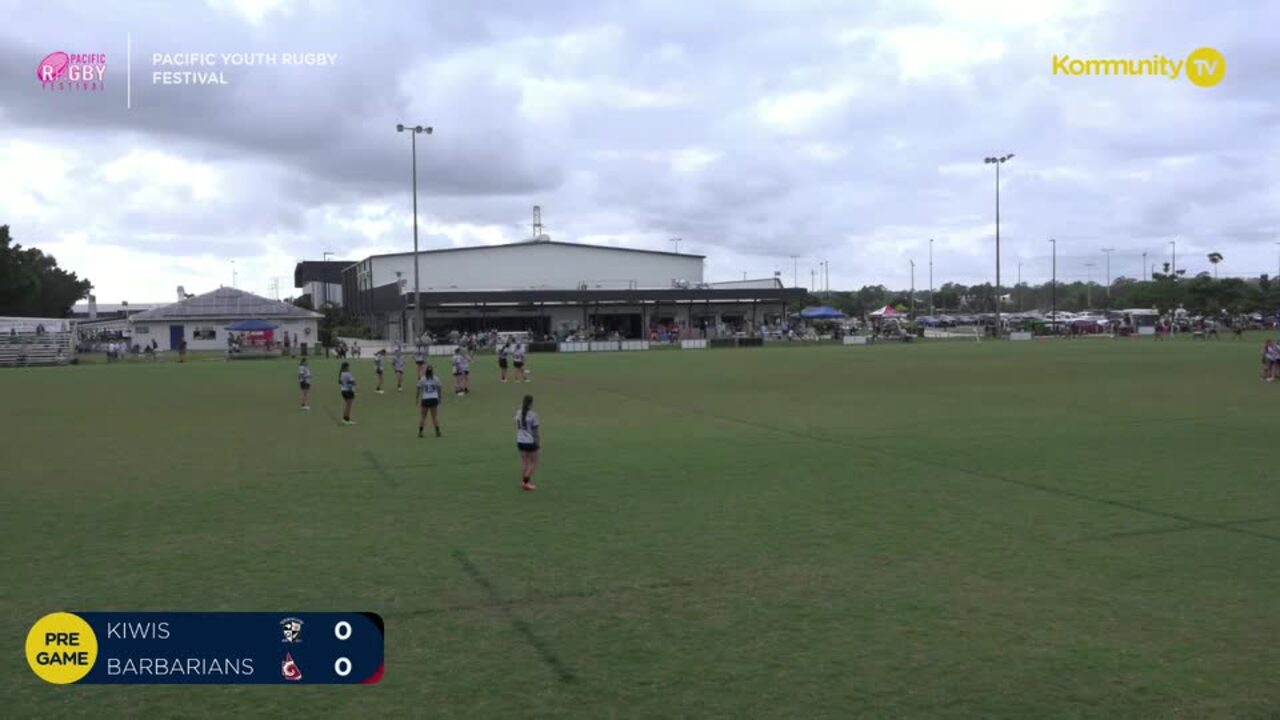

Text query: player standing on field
(513, 342), (530, 383)
(298, 357), (312, 410)
(393, 348), (407, 391)
(417, 364), (443, 437)
(339, 361), (357, 425)
(498, 340), (511, 382)
(515, 394), (541, 491)
(374, 350), (386, 393)
(414, 342), (426, 377)
(452, 346), (471, 395)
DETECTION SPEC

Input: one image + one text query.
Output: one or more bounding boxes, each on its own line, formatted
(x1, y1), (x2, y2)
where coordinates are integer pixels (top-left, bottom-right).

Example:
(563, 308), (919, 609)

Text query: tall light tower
(1142, 251), (1148, 281)
(669, 237), (682, 254)
(909, 259), (915, 317)
(1085, 262), (1096, 307)
(321, 250), (333, 309)
(1101, 248), (1114, 306)
(1169, 239), (1177, 280)
(1017, 260), (1023, 312)
(928, 238), (935, 314)
(1049, 238), (1057, 326)
(396, 122), (433, 340)
(984, 153), (1014, 336)
(790, 255), (799, 288)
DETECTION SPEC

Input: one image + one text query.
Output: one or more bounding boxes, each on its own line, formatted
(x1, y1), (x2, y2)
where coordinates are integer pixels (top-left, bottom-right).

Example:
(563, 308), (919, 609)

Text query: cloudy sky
(2, 0), (1277, 303)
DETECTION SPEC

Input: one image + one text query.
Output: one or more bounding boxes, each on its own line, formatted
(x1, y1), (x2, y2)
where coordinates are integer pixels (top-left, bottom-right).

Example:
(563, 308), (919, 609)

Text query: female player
(297, 357), (312, 410)
(513, 342), (530, 383)
(452, 346), (470, 395)
(498, 340), (511, 382)
(393, 348), (407, 391)
(374, 350), (386, 394)
(414, 343), (426, 377)
(515, 394), (540, 491)
(418, 364), (443, 437)
(339, 361), (357, 425)
(1263, 338), (1280, 381)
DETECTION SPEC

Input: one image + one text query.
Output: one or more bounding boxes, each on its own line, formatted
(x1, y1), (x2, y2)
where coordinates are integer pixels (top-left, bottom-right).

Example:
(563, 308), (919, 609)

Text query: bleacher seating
(0, 331), (76, 367)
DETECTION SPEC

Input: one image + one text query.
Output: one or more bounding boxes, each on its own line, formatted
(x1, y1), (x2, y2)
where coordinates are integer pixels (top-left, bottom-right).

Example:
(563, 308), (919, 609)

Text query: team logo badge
(280, 617), (303, 643)
(281, 653), (302, 681)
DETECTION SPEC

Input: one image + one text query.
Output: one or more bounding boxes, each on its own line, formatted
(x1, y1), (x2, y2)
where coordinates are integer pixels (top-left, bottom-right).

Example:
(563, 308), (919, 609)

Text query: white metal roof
(129, 287), (323, 322)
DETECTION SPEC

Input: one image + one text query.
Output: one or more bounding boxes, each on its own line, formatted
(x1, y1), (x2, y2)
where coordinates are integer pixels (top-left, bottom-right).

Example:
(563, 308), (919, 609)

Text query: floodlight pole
(929, 238), (934, 315)
(1101, 248), (1114, 306)
(397, 123), (433, 341)
(909, 259), (915, 317)
(984, 153), (1014, 337)
(1050, 238), (1057, 327)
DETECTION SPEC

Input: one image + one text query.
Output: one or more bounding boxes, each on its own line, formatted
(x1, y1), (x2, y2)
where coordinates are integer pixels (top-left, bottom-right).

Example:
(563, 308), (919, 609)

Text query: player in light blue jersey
(338, 361), (357, 425)
(515, 394), (540, 491)
(392, 349), (407, 391)
(374, 350), (386, 394)
(452, 346), (471, 395)
(297, 357), (312, 410)
(513, 343), (530, 383)
(417, 364), (444, 438)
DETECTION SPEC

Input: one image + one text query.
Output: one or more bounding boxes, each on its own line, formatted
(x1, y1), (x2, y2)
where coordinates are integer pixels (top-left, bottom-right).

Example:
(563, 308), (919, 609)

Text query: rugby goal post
(922, 326), (982, 341)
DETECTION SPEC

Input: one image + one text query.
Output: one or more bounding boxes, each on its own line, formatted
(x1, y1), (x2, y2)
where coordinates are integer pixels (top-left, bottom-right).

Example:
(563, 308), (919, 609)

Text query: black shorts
(300, 382), (311, 390)
(341, 390), (355, 400)
(376, 369), (384, 376)
(514, 361), (525, 368)
(421, 398), (440, 408)
(517, 442), (540, 453)
(499, 358), (508, 369)
(416, 359), (425, 365)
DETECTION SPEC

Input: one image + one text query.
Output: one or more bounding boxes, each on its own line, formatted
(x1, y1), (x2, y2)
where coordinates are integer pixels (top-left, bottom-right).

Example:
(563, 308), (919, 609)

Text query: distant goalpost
(923, 326), (982, 342)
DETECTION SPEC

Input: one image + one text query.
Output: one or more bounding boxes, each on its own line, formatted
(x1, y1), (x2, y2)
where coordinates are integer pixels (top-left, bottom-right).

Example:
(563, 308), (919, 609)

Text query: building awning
(226, 319), (279, 331)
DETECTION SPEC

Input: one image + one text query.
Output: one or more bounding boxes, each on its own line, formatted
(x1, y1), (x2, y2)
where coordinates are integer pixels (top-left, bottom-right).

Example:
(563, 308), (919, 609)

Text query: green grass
(3, 337), (1279, 718)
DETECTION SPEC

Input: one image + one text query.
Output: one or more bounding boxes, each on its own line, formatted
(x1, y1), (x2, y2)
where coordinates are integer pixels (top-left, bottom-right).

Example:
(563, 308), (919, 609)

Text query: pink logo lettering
(37, 51), (70, 83)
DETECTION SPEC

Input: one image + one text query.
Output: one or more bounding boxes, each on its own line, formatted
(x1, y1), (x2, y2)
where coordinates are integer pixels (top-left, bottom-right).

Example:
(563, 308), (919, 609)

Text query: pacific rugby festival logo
(1052, 46), (1226, 87)
(37, 51), (108, 91)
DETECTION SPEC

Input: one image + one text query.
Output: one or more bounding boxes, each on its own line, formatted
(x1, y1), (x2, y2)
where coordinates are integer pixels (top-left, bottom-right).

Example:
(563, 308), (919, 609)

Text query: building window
(193, 327), (216, 340)
(134, 325), (150, 334)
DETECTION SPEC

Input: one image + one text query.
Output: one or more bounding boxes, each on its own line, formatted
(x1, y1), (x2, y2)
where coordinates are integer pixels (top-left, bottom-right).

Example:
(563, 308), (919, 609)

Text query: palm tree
(1208, 252), (1224, 278)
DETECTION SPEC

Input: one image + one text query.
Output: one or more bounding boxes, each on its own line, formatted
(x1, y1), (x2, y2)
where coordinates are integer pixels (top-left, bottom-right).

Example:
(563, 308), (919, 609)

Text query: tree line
(0, 225), (92, 318)
(804, 272), (1280, 319)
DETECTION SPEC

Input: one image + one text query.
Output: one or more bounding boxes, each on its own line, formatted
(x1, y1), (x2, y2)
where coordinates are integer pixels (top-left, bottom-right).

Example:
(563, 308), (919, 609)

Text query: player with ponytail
(514, 394), (540, 491)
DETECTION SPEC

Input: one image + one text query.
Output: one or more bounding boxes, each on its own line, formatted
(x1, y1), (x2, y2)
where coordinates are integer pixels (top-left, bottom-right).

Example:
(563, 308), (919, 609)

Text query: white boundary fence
(1010, 331), (1033, 341)
(559, 342), (591, 353)
(843, 336), (869, 345)
(681, 339), (708, 349)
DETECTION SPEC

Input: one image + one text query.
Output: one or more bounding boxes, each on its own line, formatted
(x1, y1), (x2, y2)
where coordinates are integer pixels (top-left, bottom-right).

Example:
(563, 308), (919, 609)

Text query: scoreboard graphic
(26, 612), (384, 685)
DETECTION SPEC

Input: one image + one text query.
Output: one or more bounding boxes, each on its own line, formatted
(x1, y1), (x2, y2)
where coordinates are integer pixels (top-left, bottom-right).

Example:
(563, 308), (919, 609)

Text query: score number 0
(334, 621), (353, 677)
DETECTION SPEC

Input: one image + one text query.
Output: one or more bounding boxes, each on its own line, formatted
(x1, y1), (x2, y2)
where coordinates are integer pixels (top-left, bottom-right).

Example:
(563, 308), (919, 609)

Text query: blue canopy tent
(225, 319), (279, 331)
(225, 319), (282, 358)
(799, 306), (847, 320)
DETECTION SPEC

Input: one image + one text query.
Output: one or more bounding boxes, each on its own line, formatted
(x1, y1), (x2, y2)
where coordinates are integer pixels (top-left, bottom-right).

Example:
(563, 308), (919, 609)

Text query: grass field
(3, 337), (1279, 718)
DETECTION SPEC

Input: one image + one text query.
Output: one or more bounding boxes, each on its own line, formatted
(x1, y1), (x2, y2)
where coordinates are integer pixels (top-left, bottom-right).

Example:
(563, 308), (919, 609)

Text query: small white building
(129, 287), (323, 351)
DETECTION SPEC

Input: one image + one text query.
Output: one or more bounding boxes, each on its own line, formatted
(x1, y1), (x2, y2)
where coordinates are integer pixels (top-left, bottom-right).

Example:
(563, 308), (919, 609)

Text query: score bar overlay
(26, 612), (384, 685)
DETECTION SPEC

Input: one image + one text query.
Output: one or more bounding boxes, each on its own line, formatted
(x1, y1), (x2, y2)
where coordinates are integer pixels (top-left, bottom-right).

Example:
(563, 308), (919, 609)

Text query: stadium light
(1049, 238), (1057, 328)
(396, 123), (434, 341)
(1100, 248), (1114, 306)
(984, 154), (1013, 336)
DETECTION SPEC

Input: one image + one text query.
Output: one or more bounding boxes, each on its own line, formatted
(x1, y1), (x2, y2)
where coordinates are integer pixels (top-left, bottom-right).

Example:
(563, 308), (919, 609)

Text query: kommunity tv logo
(1053, 47), (1226, 87)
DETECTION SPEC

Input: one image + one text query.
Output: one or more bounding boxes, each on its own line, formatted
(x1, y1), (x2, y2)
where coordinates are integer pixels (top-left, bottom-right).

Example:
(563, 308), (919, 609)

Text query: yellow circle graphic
(1185, 47), (1226, 87)
(26, 612), (98, 684)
